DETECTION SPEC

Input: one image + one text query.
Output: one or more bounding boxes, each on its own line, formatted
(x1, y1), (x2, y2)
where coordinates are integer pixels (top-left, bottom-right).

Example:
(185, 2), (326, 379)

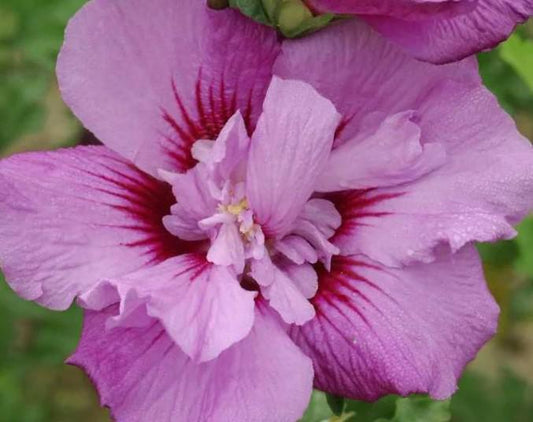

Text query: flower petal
(80, 254), (255, 362)
(365, 0), (533, 63)
(331, 82), (533, 266)
(252, 254), (316, 325)
(307, 0), (472, 19)
(206, 222), (246, 273)
(192, 111), (250, 183)
(246, 77), (341, 237)
(275, 235), (318, 265)
(0, 146), (195, 310)
(288, 199), (341, 270)
(279, 22), (533, 266)
(162, 164), (218, 241)
(68, 306), (314, 422)
(274, 19), (479, 144)
(290, 246), (498, 400)
(281, 262), (319, 299)
(316, 111), (446, 191)
(57, 0), (279, 176)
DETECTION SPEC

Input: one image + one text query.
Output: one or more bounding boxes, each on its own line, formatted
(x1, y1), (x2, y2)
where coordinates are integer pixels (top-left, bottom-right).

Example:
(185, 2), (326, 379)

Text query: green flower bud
(228, 0), (335, 38)
(277, 0), (313, 36)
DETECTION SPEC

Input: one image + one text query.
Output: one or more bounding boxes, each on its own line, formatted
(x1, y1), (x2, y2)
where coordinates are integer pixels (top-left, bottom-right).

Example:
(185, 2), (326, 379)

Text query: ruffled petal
(279, 21), (533, 266)
(57, 0), (279, 176)
(274, 19), (479, 144)
(251, 255), (316, 325)
(365, 0), (533, 63)
(161, 164), (218, 241)
(331, 82), (533, 266)
(246, 77), (341, 237)
(206, 222), (246, 273)
(287, 199), (341, 269)
(316, 111), (446, 191)
(290, 246), (498, 400)
(307, 0), (472, 19)
(275, 235), (318, 265)
(281, 262), (319, 299)
(0, 146), (195, 310)
(79, 254), (255, 362)
(192, 111), (250, 184)
(161, 113), (250, 244)
(68, 306), (314, 422)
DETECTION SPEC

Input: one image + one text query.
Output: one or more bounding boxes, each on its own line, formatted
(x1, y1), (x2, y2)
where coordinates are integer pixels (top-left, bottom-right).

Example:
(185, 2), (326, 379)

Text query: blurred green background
(0, 1), (533, 421)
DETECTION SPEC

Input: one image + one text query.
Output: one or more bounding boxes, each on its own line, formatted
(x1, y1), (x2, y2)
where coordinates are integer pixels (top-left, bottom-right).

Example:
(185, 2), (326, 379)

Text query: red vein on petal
(160, 70), (254, 172)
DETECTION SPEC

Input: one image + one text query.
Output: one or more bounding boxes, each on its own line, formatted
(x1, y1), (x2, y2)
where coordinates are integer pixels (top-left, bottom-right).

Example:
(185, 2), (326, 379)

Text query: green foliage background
(0, 1), (532, 420)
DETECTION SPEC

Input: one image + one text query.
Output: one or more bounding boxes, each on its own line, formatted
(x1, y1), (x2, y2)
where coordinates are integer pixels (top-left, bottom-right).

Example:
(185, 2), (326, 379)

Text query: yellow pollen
(224, 198), (249, 215)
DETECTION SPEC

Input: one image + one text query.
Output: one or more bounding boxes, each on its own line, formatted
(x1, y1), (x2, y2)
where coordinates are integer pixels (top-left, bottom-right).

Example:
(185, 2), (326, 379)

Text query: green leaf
(515, 218), (533, 277)
(500, 34), (533, 93)
(0, 7), (18, 41)
(0, 0), (86, 150)
(378, 396), (451, 422)
(451, 370), (533, 422)
(299, 391), (333, 422)
(478, 48), (533, 116)
(326, 393), (345, 416)
(477, 240), (519, 268)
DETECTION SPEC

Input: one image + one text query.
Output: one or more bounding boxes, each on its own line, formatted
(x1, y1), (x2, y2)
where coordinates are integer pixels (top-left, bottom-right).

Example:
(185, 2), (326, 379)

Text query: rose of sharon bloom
(1, 0), (533, 420)
(306, 0), (533, 63)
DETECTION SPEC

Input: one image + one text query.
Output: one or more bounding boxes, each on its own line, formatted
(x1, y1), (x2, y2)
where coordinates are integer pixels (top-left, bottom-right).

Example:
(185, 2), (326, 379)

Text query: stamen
(225, 198), (249, 215)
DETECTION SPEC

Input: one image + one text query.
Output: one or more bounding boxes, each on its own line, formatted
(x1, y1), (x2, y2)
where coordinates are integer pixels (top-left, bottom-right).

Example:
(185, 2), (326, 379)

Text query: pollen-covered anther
(220, 197), (249, 216)
(220, 197), (264, 242)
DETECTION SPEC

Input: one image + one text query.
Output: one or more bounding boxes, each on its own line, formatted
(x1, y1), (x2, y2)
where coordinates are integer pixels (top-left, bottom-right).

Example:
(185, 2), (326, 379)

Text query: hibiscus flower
(1, 0), (532, 420)
(305, 0), (533, 63)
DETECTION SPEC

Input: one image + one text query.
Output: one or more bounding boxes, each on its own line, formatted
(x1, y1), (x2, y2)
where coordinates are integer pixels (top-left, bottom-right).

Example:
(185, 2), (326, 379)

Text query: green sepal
(376, 396), (451, 422)
(228, 0), (273, 26)
(279, 12), (335, 38)
(326, 393), (346, 416)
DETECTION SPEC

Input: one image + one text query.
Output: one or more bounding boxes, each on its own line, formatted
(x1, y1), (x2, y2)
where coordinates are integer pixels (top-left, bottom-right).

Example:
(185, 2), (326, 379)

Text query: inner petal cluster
(200, 184), (265, 274)
(163, 127), (341, 290)
(160, 79), (345, 324)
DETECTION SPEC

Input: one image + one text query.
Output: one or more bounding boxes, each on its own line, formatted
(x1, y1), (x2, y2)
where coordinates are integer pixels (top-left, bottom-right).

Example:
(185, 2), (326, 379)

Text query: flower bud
(277, 0), (313, 36)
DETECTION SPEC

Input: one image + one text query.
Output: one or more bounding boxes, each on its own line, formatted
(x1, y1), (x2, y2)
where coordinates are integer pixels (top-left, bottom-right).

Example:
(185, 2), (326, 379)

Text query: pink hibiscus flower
(305, 0), (533, 63)
(1, 0), (533, 420)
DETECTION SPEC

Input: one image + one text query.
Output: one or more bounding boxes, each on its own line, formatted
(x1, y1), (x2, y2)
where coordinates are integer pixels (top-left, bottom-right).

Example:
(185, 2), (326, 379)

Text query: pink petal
(332, 82), (533, 267)
(278, 21), (533, 266)
(365, 0), (533, 63)
(162, 164), (218, 241)
(287, 199), (341, 269)
(0, 146), (197, 310)
(274, 19), (479, 145)
(252, 255), (316, 325)
(80, 254), (255, 362)
(297, 198), (342, 240)
(275, 235), (318, 265)
(206, 222), (246, 273)
(290, 246), (498, 400)
(192, 111), (250, 183)
(57, 0), (279, 176)
(307, 0), (472, 19)
(316, 111), (446, 191)
(68, 306), (313, 421)
(281, 262), (319, 299)
(246, 77), (341, 238)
